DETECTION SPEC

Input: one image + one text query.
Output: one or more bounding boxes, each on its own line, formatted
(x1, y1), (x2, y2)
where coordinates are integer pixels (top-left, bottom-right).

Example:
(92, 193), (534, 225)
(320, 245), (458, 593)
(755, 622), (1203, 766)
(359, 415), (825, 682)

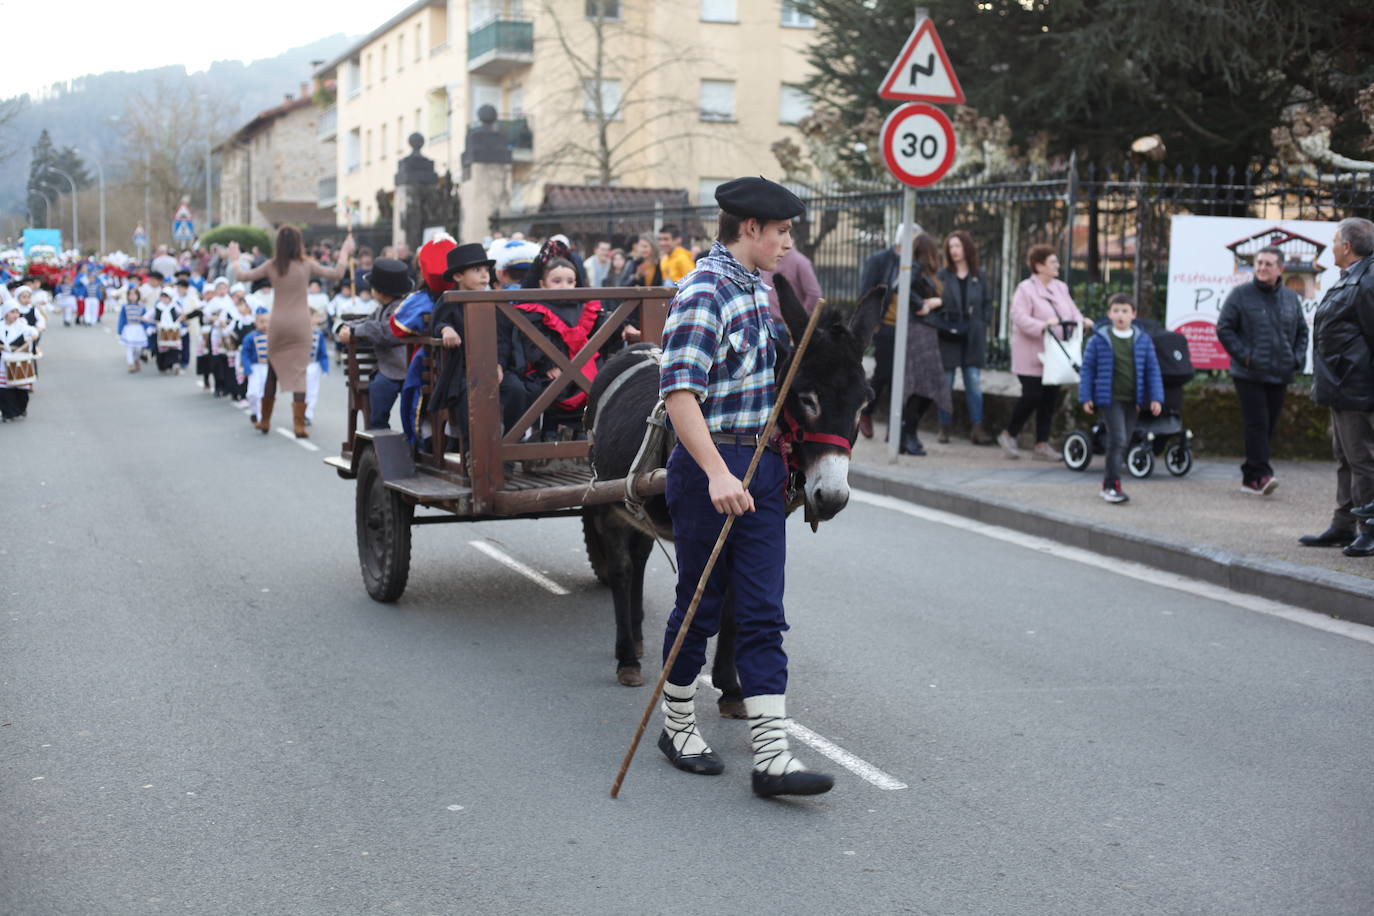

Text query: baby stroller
(1062, 318), (1196, 478)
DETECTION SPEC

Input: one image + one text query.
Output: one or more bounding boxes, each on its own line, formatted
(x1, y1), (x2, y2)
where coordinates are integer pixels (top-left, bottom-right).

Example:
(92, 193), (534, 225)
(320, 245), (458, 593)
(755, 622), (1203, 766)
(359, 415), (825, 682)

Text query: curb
(849, 464), (1374, 627)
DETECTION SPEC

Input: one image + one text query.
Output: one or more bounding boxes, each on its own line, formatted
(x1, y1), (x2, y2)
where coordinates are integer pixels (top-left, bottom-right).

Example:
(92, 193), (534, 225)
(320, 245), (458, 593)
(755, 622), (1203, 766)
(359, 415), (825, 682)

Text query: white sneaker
(1101, 484), (1129, 504)
(997, 430), (1021, 459)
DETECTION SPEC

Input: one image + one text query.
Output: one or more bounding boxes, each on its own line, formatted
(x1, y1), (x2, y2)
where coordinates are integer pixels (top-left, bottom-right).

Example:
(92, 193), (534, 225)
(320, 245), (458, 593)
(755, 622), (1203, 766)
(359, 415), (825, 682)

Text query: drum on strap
(3, 352), (36, 388)
(157, 326), (183, 351)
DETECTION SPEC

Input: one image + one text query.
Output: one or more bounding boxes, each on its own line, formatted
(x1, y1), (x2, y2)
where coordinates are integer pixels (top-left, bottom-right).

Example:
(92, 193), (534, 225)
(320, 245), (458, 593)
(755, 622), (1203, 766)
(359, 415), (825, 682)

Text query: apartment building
(315, 0), (817, 227)
(216, 91), (334, 231)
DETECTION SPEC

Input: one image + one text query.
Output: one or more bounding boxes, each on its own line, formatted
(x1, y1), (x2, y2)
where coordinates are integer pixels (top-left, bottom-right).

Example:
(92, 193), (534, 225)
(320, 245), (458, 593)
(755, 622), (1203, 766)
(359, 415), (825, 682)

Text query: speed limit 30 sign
(881, 103), (957, 187)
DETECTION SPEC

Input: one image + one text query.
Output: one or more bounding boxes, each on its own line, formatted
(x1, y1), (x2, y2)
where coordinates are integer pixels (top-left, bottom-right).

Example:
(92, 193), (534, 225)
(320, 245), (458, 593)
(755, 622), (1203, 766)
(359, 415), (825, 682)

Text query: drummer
(1, 300), (38, 421)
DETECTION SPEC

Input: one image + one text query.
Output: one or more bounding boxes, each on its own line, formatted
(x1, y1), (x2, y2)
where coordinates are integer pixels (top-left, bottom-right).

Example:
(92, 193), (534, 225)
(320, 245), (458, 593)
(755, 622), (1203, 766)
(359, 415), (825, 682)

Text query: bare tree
(533, 0), (722, 186)
(0, 97), (26, 165)
(116, 77), (240, 238)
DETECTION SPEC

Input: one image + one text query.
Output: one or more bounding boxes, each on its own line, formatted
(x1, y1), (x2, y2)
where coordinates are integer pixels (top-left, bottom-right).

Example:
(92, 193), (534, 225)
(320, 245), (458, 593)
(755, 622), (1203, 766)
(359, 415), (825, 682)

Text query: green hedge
(198, 225), (273, 255)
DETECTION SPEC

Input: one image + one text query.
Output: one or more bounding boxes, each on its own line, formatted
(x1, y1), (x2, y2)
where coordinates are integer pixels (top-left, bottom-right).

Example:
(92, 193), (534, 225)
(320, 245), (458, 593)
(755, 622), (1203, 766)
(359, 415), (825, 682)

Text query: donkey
(583, 275), (885, 714)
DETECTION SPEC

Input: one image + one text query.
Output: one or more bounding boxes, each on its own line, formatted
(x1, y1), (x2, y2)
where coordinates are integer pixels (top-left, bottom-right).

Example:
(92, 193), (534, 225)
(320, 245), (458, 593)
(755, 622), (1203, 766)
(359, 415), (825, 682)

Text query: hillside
(0, 34), (353, 218)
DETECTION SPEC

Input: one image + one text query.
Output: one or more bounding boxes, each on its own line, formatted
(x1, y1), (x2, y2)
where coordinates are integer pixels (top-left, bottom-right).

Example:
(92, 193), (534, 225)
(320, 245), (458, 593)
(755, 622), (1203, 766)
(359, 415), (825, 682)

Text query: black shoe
(657, 730), (724, 776)
(1342, 530), (1374, 558)
(1352, 501), (1374, 520)
(751, 769), (835, 797)
(1298, 526), (1357, 548)
(899, 431), (925, 456)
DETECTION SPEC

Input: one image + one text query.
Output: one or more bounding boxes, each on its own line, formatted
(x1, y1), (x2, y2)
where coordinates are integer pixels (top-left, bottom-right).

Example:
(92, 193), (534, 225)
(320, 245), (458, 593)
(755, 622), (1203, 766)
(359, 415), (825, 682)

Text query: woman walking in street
(227, 228), (354, 437)
(934, 230), (994, 444)
(998, 244), (1093, 460)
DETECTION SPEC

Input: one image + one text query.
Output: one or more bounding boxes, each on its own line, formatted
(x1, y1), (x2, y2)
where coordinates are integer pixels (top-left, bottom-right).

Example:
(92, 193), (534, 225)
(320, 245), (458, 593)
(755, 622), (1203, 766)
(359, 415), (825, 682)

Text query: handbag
(1039, 322), (1083, 385)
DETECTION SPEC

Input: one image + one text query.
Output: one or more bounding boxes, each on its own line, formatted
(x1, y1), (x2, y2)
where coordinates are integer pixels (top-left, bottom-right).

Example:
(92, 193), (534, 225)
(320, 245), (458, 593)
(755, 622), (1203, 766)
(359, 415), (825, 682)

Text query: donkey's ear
(773, 273), (808, 346)
(849, 284), (887, 352)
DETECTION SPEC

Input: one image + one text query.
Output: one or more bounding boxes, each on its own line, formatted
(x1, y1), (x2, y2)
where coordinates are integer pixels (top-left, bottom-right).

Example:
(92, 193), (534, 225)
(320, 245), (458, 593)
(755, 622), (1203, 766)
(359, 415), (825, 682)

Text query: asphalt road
(4, 325), (1373, 915)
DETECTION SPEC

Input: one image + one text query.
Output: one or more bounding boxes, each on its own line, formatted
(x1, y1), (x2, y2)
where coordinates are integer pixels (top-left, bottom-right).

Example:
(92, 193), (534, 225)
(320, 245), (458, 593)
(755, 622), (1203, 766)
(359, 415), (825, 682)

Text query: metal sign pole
(886, 193), (915, 461)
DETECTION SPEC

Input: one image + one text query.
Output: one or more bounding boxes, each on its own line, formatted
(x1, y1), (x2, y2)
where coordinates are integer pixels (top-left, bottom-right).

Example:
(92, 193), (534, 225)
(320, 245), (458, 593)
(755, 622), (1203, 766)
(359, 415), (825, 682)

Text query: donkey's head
(774, 274), (886, 522)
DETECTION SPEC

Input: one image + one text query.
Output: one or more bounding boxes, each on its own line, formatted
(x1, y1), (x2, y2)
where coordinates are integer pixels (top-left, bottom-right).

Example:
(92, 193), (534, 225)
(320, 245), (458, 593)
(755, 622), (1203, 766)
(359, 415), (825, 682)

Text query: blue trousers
(662, 442), (789, 697)
(937, 365), (984, 426)
(368, 373), (404, 430)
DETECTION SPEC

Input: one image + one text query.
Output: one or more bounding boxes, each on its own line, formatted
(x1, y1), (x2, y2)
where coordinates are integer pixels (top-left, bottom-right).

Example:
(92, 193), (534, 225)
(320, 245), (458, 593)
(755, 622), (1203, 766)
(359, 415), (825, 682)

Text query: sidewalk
(848, 425), (1374, 624)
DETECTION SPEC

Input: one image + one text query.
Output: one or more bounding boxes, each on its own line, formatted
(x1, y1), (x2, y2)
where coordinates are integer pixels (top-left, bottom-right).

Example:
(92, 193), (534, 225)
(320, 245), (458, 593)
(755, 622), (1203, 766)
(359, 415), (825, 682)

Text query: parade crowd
(4, 212), (1374, 559)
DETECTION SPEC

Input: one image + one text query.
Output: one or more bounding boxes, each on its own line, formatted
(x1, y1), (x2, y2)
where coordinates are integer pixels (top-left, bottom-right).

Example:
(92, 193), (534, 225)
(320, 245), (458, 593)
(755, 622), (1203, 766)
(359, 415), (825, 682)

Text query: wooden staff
(610, 295), (827, 799)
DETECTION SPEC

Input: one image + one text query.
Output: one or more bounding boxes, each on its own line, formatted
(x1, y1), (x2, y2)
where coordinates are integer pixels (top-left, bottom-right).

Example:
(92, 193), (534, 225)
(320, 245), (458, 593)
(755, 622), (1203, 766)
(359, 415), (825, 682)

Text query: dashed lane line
(274, 427), (320, 452)
(850, 489), (1374, 647)
(469, 540), (570, 595)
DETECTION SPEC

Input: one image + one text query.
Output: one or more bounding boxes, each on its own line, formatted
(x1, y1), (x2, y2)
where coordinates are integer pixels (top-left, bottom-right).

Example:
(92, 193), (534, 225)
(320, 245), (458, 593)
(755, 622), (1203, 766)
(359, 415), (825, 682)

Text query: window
(365, 53), (372, 89)
(699, 177), (728, 205)
(397, 116), (405, 154)
(346, 128), (360, 173)
(381, 46), (388, 80)
(781, 1), (815, 27)
(583, 78), (622, 120)
(700, 0), (736, 22)
(586, 0), (619, 19)
(427, 88), (450, 139)
(365, 129), (372, 165)
(380, 123), (388, 159)
(397, 34), (404, 71)
(344, 59), (361, 98)
(699, 79), (736, 122)
(415, 24), (423, 61)
(779, 85), (812, 125)
(414, 107), (422, 134)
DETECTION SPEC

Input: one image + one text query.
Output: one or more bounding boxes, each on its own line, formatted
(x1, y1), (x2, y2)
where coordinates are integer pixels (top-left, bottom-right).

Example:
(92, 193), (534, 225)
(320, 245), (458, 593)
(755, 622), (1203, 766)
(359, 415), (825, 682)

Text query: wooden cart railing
(338, 287), (672, 517)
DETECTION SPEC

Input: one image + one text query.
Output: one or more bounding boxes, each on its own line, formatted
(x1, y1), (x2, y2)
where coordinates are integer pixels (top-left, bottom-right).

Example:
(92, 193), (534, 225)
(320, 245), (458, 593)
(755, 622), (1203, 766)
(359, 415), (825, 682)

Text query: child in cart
(1079, 293), (1164, 504)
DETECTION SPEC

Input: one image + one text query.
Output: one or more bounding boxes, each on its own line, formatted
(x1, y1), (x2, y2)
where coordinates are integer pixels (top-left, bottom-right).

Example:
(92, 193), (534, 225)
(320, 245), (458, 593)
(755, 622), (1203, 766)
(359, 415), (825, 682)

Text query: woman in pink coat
(997, 244), (1094, 460)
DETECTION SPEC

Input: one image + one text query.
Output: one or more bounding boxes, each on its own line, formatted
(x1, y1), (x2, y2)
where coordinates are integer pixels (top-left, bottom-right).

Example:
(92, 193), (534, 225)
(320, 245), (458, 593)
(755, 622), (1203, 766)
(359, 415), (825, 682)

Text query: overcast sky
(5, 1), (380, 98)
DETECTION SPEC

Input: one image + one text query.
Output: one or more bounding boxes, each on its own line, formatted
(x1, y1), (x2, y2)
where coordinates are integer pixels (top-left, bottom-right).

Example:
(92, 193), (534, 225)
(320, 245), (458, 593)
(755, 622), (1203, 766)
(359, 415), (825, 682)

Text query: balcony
(487, 116), (533, 163)
(318, 177), (337, 208)
(467, 18), (533, 76)
(318, 106), (337, 140)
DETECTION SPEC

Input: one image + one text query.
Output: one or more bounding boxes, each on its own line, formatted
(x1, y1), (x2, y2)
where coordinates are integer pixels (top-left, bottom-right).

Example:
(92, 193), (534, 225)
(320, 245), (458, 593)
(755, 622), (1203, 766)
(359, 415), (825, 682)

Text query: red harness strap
(774, 406), (853, 477)
(516, 300), (602, 410)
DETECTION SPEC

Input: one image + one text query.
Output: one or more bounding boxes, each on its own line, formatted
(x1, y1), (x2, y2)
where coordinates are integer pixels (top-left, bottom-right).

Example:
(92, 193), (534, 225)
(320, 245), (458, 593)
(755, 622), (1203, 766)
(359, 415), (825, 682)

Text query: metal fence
(491, 163), (1374, 361)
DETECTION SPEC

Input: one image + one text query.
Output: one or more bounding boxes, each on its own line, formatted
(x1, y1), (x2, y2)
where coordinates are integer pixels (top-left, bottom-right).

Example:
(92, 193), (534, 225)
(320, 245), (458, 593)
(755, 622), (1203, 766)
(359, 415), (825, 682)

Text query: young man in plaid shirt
(655, 176), (834, 797)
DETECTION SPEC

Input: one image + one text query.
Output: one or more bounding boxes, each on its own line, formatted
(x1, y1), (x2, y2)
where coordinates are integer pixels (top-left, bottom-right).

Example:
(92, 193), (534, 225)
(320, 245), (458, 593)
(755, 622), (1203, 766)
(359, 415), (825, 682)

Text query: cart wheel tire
(1165, 443), (1193, 477)
(1127, 444), (1155, 479)
(582, 510), (610, 586)
(1063, 431), (1092, 471)
(356, 447), (413, 603)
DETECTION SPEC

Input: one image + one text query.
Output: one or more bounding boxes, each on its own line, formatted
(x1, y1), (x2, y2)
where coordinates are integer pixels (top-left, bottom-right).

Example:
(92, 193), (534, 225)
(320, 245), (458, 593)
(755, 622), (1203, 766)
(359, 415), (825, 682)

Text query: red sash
(516, 300), (602, 410)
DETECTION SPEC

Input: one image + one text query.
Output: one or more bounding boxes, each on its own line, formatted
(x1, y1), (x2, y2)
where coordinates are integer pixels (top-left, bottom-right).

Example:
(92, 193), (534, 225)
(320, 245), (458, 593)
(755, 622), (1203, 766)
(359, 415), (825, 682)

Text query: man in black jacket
(856, 224), (919, 438)
(1300, 217), (1374, 557)
(1216, 245), (1309, 495)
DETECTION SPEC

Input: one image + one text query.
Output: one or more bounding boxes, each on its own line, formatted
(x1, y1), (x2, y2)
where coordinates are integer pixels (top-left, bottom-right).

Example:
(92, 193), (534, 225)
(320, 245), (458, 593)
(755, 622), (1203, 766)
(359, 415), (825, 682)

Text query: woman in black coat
(932, 230), (994, 444)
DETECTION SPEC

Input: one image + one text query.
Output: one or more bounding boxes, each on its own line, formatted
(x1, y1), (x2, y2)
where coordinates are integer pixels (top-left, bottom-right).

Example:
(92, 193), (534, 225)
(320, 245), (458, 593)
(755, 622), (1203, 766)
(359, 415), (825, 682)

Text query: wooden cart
(325, 286), (674, 601)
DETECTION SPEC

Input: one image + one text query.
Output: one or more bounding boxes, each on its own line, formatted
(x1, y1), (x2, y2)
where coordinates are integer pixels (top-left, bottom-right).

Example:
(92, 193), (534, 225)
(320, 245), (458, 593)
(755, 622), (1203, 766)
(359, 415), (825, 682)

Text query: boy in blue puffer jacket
(1080, 293), (1164, 504)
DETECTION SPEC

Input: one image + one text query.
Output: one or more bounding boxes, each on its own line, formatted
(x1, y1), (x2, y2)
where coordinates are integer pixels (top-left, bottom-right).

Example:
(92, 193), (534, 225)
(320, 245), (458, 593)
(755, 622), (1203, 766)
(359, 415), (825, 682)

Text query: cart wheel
(1165, 443), (1193, 477)
(1127, 444), (1155, 479)
(1062, 430), (1092, 471)
(356, 447), (413, 603)
(582, 510), (610, 586)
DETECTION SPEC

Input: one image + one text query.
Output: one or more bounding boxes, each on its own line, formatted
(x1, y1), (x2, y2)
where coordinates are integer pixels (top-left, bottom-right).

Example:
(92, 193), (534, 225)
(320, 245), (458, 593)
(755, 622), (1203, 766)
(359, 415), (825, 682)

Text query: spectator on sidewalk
(934, 230), (994, 445)
(998, 245), (1093, 461)
(856, 224), (918, 440)
(586, 240), (614, 287)
(657, 225), (695, 287)
(1216, 245), (1309, 495)
(761, 247), (822, 320)
(1079, 294), (1163, 504)
(1301, 217), (1374, 557)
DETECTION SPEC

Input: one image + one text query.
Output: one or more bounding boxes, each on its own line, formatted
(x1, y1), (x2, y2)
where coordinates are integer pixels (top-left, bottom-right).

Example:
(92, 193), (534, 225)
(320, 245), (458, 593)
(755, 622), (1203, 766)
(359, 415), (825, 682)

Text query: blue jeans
(367, 373), (404, 430)
(937, 365), (984, 426)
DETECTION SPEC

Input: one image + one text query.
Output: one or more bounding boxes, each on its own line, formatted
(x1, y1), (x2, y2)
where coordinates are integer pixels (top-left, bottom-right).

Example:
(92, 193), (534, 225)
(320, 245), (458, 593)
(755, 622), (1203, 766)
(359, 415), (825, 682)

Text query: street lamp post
(36, 184), (59, 230)
(45, 166), (79, 253)
(32, 189), (50, 227)
(75, 148), (106, 256)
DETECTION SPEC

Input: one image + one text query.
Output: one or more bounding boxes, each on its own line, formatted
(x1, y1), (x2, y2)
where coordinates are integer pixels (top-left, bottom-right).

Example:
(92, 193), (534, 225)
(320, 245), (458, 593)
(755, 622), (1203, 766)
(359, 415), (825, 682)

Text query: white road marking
(850, 490), (1374, 647)
(275, 427), (320, 452)
(469, 540), (570, 595)
(696, 675), (907, 791)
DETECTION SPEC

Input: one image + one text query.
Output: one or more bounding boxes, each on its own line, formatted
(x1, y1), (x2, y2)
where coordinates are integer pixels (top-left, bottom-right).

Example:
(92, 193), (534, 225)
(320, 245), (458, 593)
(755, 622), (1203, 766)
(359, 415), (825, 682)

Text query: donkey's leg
(598, 510), (644, 687)
(711, 588), (746, 718)
(629, 531), (653, 659)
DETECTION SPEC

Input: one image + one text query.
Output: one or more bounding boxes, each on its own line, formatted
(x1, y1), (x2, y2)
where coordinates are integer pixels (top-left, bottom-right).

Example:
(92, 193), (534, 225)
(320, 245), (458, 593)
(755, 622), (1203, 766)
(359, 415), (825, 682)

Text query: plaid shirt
(659, 241), (777, 433)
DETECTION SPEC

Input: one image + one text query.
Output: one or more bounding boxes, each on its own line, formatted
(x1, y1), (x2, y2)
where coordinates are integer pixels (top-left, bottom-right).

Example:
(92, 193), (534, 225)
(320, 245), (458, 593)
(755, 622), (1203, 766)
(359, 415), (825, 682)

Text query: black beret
(714, 176), (805, 221)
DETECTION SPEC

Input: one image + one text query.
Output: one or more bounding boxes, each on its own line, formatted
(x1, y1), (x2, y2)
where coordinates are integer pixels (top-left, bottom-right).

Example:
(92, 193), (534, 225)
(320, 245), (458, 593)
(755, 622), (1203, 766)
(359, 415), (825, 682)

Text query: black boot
(1299, 525), (1357, 548)
(1343, 527), (1374, 558)
(899, 423), (925, 456)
